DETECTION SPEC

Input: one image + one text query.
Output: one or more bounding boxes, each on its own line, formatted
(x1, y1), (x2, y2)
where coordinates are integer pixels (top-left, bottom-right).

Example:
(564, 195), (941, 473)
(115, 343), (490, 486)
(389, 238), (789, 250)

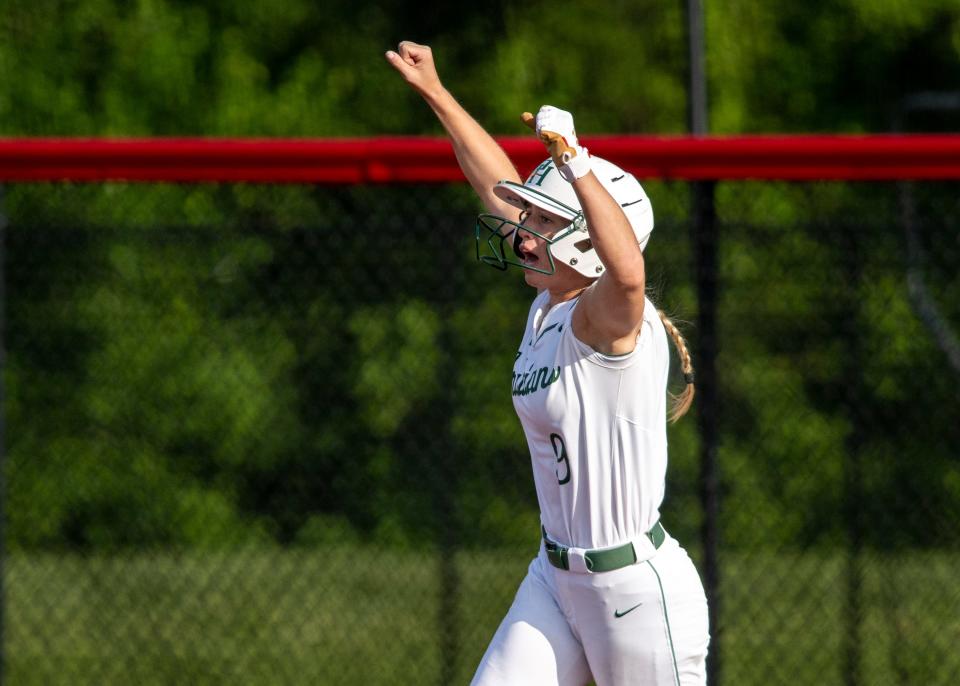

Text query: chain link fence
(2, 177), (958, 685)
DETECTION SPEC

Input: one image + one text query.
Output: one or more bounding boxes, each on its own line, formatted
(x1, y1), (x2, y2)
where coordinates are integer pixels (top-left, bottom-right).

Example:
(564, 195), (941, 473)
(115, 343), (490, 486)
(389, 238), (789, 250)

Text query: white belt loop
(565, 547), (591, 574)
(630, 534), (658, 564)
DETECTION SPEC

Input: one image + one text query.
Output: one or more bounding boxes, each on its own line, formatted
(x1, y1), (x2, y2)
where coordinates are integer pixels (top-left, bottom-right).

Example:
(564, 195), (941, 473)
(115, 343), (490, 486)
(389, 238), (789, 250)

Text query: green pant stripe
(645, 560), (681, 686)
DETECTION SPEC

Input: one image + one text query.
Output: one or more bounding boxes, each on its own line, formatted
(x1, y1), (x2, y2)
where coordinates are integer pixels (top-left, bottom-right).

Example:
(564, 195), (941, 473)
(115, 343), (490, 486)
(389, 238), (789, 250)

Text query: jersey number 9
(550, 433), (571, 485)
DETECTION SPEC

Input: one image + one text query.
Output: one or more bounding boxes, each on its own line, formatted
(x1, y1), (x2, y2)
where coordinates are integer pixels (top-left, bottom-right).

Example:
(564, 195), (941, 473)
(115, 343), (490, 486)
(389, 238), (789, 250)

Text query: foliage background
(2, 1), (959, 684)
(2, 0), (958, 553)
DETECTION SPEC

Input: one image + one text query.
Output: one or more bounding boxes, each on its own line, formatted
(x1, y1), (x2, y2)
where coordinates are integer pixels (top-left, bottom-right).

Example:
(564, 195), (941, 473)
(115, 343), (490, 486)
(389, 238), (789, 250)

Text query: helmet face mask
(475, 212), (583, 276)
(474, 157), (654, 278)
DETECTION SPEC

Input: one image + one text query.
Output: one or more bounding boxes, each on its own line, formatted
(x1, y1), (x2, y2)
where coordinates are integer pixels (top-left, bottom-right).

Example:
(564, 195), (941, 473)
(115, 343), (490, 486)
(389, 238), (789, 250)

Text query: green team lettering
(512, 366), (561, 397)
(527, 160), (554, 187)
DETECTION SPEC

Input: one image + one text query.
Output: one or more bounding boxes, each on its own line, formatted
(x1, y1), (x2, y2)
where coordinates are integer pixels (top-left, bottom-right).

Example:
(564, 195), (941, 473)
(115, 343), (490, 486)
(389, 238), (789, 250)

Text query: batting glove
(521, 105), (592, 182)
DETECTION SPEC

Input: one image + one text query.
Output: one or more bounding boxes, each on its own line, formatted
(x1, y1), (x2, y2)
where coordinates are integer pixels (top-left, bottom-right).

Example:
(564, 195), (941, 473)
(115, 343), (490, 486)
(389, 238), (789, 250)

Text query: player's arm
(572, 172), (646, 354)
(385, 41), (521, 217)
(528, 106), (646, 354)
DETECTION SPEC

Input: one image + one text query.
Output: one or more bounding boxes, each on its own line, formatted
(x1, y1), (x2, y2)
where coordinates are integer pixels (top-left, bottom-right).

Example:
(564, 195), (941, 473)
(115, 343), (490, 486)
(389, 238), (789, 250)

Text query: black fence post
(685, 0), (709, 136)
(839, 226), (864, 686)
(436, 402), (460, 686)
(692, 181), (720, 685)
(684, 0), (719, 681)
(435, 221), (462, 686)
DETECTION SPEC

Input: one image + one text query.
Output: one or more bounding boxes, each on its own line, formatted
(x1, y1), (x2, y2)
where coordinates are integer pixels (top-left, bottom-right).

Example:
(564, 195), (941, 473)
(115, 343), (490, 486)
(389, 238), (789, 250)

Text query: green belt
(542, 521), (666, 573)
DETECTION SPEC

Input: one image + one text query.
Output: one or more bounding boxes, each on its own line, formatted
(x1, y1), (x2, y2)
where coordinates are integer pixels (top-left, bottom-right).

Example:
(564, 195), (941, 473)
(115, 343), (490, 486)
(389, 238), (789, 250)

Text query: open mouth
(520, 249), (540, 266)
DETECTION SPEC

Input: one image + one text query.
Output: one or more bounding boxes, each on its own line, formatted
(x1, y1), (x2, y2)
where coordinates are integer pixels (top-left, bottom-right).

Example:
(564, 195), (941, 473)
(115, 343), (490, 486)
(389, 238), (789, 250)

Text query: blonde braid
(657, 309), (695, 423)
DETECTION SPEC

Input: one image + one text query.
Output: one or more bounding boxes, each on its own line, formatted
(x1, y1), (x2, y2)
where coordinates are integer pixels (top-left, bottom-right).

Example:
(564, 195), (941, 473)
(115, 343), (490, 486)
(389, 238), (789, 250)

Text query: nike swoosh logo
(614, 602), (643, 618)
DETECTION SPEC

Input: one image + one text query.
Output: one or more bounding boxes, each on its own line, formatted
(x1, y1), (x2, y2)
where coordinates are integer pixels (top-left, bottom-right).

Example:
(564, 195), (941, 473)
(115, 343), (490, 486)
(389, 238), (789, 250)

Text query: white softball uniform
(471, 291), (709, 686)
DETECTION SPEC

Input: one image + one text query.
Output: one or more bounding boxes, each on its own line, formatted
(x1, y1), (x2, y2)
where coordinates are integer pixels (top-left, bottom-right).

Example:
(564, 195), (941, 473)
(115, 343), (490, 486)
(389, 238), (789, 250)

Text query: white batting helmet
(475, 156), (653, 278)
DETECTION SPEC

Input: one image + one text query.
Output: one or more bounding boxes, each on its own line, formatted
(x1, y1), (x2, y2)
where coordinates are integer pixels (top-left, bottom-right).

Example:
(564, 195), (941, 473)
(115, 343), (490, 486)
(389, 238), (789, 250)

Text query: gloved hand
(521, 106), (592, 182)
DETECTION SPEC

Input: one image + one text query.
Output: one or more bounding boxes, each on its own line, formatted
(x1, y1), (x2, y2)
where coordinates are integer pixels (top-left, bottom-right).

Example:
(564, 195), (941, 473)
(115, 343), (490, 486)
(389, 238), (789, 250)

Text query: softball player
(387, 41), (710, 686)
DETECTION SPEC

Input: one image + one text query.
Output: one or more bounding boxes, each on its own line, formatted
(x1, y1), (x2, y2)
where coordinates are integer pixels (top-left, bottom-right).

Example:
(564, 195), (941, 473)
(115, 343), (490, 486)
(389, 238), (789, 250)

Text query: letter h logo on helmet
(527, 160), (555, 187)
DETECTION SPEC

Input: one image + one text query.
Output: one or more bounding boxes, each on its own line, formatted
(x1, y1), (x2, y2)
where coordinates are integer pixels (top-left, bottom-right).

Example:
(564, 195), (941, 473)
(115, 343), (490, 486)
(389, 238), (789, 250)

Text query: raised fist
(521, 106), (591, 182)
(385, 41), (443, 100)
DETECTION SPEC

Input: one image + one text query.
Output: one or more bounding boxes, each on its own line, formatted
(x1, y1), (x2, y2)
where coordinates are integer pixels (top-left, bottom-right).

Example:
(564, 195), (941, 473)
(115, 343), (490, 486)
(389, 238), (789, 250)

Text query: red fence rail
(1, 135), (959, 183)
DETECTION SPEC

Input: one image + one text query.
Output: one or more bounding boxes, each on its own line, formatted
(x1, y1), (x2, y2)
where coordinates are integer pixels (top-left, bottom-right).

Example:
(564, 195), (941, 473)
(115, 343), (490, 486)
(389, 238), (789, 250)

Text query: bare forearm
(422, 88), (521, 214)
(573, 173), (645, 290)
(386, 42), (520, 216)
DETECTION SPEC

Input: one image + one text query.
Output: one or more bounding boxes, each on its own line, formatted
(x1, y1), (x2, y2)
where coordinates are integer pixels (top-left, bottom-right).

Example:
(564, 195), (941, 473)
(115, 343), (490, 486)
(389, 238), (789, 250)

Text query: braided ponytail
(657, 309), (695, 423)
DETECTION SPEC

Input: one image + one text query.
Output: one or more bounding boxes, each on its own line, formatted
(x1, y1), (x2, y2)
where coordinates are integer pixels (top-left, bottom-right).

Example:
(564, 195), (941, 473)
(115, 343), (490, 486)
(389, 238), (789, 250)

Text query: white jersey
(512, 290), (670, 550)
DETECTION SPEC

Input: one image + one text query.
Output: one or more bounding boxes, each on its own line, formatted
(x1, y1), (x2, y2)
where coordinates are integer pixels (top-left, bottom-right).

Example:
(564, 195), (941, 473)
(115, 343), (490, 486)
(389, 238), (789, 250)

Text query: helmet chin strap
(512, 230), (524, 258)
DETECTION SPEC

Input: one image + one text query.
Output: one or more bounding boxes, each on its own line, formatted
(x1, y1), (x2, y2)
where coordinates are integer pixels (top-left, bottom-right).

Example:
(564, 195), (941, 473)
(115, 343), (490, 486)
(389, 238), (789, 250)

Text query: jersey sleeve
(567, 297), (669, 372)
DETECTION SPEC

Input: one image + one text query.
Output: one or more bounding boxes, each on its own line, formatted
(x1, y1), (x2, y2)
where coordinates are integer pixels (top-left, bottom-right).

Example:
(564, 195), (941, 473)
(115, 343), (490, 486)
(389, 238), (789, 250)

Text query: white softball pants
(470, 533), (709, 686)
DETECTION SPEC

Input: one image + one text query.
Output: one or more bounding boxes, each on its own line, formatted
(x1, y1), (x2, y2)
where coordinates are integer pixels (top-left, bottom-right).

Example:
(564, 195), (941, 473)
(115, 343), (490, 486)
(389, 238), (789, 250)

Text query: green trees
(4, 0), (958, 137)
(2, 0), (958, 550)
